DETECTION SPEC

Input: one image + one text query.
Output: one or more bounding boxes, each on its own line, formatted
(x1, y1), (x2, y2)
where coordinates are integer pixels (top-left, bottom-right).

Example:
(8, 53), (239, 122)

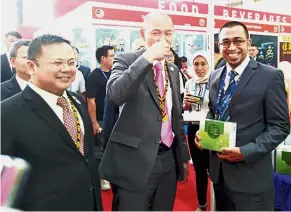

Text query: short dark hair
(9, 40), (30, 58)
(5, 31), (22, 39)
(27, 34), (71, 60)
(95, 45), (114, 63)
(180, 56), (187, 63)
(72, 46), (79, 54)
(219, 21), (249, 40)
(251, 44), (258, 48)
(170, 48), (180, 68)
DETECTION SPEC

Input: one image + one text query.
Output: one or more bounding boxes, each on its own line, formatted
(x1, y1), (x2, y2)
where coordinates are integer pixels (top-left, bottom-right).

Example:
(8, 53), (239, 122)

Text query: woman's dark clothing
(187, 123), (209, 208)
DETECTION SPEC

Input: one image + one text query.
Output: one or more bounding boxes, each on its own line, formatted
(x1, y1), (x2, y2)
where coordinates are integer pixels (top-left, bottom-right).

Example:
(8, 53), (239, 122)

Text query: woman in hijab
(183, 51), (210, 211)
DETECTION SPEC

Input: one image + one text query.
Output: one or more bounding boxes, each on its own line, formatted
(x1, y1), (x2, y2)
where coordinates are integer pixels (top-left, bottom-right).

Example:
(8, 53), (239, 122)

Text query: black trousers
(214, 166), (275, 211)
(187, 123), (209, 207)
(111, 150), (177, 211)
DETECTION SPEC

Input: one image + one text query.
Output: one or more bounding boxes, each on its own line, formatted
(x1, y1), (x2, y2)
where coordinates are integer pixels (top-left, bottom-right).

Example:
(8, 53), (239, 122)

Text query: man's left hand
(181, 162), (189, 183)
(217, 147), (244, 162)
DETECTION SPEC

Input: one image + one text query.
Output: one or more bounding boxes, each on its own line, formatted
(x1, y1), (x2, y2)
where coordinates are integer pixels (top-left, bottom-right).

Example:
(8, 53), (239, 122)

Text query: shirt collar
(226, 56), (250, 76)
(15, 75), (29, 91)
(28, 82), (70, 108)
(153, 59), (165, 67)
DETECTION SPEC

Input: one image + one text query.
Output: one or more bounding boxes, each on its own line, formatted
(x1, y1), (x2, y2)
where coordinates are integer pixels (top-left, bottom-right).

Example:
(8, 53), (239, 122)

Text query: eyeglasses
(32, 58), (78, 69)
(219, 39), (247, 48)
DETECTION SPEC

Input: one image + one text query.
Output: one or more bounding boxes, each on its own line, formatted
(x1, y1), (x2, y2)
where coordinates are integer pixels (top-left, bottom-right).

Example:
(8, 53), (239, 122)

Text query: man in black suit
(1, 34), (102, 211)
(248, 44), (267, 65)
(1, 40), (30, 101)
(73, 46), (91, 80)
(196, 21), (290, 210)
(1, 31), (22, 83)
(99, 11), (190, 210)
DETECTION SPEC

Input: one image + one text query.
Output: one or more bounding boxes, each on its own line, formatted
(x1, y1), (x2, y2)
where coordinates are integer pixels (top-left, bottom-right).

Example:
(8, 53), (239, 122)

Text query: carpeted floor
(101, 167), (211, 211)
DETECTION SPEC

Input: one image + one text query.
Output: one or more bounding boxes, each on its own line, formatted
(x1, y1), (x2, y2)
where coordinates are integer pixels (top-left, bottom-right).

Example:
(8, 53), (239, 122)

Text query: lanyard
(215, 69), (240, 120)
(99, 67), (109, 80)
(191, 82), (207, 99)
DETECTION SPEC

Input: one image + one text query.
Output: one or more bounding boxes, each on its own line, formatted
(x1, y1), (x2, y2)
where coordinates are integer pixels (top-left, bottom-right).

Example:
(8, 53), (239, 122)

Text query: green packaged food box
(199, 119), (237, 152)
(275, 145), (291, 175)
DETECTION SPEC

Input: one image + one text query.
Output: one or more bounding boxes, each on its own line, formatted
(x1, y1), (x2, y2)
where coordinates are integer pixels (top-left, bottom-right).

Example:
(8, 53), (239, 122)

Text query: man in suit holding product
(1, 34), (102, 211)
(99, 11), (190, 211)
(195, 21), (290, 211)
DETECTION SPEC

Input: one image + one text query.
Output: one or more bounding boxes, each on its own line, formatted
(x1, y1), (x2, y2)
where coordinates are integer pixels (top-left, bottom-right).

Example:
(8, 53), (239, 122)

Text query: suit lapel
(167, 62), (182, 127)
(9, 77), (22, 96)
(230, 60), (257, 105)
(210, 67), (225, 111)
(146, 67), (160, 108)
(22, 87), (82, 155)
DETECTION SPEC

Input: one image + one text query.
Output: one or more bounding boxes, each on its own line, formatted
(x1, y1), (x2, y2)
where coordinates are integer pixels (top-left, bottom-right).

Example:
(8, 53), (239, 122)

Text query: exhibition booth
(33, 0), (291, 210)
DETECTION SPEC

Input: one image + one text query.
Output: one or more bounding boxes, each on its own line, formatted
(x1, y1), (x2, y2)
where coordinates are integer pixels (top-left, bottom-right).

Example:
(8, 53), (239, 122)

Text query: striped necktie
(219, 70), (238, 121)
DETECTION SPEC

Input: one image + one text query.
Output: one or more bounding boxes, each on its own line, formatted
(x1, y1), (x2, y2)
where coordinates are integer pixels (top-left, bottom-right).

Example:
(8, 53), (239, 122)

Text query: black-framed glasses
(32, 58), (78, 69)
(219, 39), (247, 48)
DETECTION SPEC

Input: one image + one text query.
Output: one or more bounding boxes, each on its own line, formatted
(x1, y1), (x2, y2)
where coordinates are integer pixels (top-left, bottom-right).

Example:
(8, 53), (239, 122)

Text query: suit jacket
(1, 53), (14, 83)
(102, 97), (119, 150)
(1, 76), (22, 101)
(1, 86), (102, 211)
(79, 65), (91, 80)
(207, 59), (290, 193)
(99, 49), (190, 192)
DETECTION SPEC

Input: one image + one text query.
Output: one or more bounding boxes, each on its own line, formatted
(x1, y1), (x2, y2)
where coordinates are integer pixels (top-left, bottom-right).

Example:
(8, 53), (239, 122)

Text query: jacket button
(157, 116), (162, 121)
(88, 186), (93, 191)
(155, 139), (160, 144)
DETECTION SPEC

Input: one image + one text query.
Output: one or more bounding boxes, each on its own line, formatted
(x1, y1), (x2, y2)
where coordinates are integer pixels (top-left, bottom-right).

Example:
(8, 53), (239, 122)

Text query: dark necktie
(219, 70), (237, 121)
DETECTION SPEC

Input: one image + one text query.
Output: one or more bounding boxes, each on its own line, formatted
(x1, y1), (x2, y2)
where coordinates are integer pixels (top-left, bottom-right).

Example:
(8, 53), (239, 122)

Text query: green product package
(276, 145), (291, 175)
(199, 119), (237, 152)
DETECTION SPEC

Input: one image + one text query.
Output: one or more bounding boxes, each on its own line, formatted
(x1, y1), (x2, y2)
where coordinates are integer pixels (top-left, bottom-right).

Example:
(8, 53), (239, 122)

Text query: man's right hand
(195, 130), (203, 150)
(143, 40), (171, 63)
(92, 121), (101, 136)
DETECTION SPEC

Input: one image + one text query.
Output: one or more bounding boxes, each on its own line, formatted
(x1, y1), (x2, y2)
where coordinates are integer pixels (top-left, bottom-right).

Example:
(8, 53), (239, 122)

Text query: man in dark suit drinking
(195, 21), (290, 211)
(1, 40), (30, 101)
(99, 11), (190, 210)
(1, 34), (102, 211)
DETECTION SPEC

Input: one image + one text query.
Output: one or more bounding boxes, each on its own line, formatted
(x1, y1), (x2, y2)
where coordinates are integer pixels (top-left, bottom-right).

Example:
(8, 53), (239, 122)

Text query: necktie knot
(154, 62), (163, 71)
(229, 70), (237, 81)
(57, 96), (70, 110)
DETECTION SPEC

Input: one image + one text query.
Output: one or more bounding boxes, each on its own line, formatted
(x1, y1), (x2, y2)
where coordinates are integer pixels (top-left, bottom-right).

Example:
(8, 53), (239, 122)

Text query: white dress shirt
(28, 82), (85, 134)
(15, 75), (28, 91)
(224, 56), (250, 90)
